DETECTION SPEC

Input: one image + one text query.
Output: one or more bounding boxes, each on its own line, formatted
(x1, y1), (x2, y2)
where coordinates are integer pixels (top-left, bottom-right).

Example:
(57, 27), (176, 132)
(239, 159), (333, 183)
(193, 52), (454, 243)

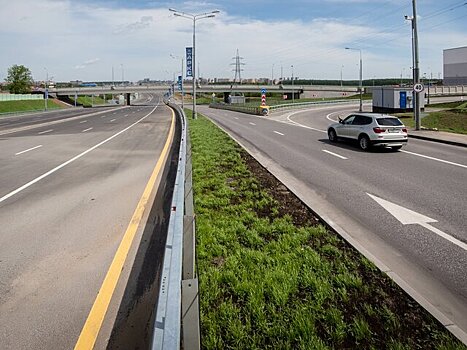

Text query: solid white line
(110, 119), (116, 122)
(38, 129), (54, 135)
(400, 150), (467, 169)
(80, 120), (87, 124)
(420, 222), (467, 252)
(274, 131), (285, 136)
(82, 127), (93, 133)
(326, 111), (340, 122)
(249, 122), (256, 126)
(0, 106), (158, 204)
(15, 145), (43, 156)
(322, 149), (348, 160)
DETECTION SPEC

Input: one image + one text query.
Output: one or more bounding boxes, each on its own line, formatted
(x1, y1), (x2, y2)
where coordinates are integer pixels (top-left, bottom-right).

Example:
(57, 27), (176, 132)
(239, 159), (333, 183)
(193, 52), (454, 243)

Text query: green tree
(5, 64), (33, 94)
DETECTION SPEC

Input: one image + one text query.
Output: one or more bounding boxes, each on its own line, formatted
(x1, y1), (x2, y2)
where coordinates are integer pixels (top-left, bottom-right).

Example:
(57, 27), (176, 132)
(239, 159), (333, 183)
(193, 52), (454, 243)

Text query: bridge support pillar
(125, 93), (131, 106)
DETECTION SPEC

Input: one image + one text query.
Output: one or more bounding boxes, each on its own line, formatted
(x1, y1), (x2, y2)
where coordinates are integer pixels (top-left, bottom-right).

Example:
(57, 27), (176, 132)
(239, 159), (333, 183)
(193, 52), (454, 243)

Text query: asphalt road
(0, 93), (173, 349)
(198, 103), (467, 340)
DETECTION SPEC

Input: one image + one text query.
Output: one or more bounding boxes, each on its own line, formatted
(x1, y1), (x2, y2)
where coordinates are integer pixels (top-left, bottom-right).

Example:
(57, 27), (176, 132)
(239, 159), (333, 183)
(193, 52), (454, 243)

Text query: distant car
(327, 113), (408, 151)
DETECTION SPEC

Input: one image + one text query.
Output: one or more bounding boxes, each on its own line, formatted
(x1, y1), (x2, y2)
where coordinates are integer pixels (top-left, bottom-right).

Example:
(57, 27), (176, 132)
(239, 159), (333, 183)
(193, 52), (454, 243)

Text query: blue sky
(1, 0), (466, 82)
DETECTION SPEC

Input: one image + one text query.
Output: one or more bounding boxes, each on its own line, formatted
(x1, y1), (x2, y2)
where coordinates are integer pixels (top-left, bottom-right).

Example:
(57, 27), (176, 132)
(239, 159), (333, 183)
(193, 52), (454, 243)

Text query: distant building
(443, 46), (467, 85)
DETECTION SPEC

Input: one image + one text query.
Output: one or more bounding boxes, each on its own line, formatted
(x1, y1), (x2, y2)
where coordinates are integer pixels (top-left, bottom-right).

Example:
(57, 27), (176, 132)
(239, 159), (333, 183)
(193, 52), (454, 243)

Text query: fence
(0, 94), (43, 102)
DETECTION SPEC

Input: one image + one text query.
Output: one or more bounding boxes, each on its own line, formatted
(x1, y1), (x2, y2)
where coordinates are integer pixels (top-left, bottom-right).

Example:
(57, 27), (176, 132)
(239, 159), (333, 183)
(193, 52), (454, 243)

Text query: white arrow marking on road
(367, 193), (467, 251)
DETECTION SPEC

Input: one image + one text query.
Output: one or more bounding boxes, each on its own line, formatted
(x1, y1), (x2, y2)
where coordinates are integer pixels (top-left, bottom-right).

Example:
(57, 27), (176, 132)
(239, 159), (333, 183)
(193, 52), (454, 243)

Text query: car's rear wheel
(358, 135), (371, 151)
(328, 128), (338, 142)
(391, 145), (403, 151)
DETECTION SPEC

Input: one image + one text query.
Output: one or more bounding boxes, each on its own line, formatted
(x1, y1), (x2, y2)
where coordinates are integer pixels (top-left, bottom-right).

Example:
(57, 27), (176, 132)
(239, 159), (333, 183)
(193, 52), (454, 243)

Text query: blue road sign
(261, 88), (267, 94)
(186, 47), (193, 77)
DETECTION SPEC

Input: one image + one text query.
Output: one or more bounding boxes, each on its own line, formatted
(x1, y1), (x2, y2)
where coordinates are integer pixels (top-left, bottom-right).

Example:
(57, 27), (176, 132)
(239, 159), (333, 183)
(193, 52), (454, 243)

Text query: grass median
(188, 110), (465, 349)
(0, 99), (62, 114)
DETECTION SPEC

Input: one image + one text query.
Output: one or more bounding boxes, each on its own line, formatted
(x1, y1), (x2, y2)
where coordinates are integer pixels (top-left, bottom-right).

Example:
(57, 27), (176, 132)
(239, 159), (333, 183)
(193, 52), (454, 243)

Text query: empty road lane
(0, 96), (174, 349)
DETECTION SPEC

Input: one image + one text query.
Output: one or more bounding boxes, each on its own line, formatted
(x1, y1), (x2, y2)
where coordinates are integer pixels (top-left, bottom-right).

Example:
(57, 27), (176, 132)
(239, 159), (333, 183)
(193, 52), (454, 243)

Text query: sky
(1, 0), (466, 83)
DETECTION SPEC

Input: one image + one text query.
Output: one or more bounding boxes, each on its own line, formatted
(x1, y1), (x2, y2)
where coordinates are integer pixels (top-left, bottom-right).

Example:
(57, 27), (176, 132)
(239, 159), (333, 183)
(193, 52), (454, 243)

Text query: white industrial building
(372, 87), (425, 113)
(443, 46), (467, 85)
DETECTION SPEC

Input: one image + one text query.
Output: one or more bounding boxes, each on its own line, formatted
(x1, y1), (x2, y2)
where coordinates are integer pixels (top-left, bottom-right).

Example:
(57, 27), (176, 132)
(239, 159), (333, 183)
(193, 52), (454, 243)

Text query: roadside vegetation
(71, 95), (108, 107)
(0, 99), (62, 114)
(398, 100), (467, 134)
(189, 111), (465, 349)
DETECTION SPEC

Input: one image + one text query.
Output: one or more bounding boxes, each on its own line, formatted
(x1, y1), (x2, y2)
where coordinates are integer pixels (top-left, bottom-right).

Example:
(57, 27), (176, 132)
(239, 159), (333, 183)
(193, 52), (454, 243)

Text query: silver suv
(327, 113), (408, 151)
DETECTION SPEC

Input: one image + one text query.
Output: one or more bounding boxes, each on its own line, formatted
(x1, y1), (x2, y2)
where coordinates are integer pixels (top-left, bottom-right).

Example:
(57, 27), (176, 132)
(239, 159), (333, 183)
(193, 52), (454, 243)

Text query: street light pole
(345, 47), (363, 112)
(171, 54), (185, 109)
(44, 68), (48, 111)
(406, 0), (421, 130)
(291, 65), (294, 104)
(169, 8), (219, 119)
(340, 65), (344, 87)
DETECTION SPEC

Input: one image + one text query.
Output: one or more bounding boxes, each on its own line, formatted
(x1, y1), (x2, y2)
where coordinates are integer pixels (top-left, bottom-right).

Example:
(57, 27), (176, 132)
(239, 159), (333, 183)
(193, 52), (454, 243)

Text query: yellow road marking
(74, 108), (175, 350)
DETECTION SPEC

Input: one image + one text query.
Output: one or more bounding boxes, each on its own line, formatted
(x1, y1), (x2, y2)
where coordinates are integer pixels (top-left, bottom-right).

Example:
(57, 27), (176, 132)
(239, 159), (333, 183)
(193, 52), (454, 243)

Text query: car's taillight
(373, 127), (385, 133)
(402, 128), (408, 133)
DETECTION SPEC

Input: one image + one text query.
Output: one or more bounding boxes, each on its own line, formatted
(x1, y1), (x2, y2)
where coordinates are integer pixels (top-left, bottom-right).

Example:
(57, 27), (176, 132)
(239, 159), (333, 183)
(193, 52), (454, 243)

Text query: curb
(409, 134), (467, 148)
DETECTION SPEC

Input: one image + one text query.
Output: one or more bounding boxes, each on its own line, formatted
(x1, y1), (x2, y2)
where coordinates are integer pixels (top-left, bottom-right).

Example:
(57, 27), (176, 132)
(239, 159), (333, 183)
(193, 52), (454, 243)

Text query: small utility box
(372, 87), (424, 113)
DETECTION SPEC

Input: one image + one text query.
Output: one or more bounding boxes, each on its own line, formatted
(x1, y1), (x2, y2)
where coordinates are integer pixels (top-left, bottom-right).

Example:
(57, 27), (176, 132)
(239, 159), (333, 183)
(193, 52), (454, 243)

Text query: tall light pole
(44, 67), (48, 111)
(169, 8), (219, 119)
(291, 65), (294, 104)
(171, 54), (185, 109)
(271, 63), (275, 85)
(345, 47), (363, 112)
(120, 64), (124, 86)
(340, 65), (344, 87)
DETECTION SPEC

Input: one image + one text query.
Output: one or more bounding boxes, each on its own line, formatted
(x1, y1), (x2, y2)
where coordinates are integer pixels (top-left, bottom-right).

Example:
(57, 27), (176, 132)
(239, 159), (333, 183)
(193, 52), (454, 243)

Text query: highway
(197, 103), (467, 339)
(0, 93), (174, 349)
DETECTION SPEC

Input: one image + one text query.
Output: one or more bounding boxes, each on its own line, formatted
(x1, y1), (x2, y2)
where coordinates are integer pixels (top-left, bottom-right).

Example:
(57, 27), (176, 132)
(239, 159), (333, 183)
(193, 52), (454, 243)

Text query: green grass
(0, 99), (62, 113)
(426, 100), (467, 109)
(189, 112), (465, 349)
(72, 95), (107, 107)
(397, 109), (467, 134)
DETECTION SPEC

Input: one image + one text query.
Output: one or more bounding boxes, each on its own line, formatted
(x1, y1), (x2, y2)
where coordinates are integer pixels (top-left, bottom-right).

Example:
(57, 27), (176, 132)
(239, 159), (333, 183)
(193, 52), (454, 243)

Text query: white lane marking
(110, 119), (116, 122)
(38, 129), (54, 135)
(326, 111), (341, 122)
(79, 120), (87, 124)
(273, 131), (285, 136)
(101, 115), (107, 118)
(15, 145), (43, 156)
(234, 117), (239, 120)
(124, 114), (129, 117)
(368, 193), (467, 251)
(0, 105), (159, 204)
(322, 150), (348, 160)
(249, 122), (256, 126)
(82, 127), (93, 133)
(400, 150), (467, 169)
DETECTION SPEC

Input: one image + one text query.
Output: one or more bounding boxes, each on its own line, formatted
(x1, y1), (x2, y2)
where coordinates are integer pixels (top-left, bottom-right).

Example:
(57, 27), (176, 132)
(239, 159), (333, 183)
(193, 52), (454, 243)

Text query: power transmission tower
(231, 49), (245, 87)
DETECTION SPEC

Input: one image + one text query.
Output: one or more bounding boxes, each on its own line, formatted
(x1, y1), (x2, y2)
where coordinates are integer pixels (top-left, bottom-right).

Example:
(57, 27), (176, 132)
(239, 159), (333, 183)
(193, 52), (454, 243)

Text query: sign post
(260, 88), (269, 115)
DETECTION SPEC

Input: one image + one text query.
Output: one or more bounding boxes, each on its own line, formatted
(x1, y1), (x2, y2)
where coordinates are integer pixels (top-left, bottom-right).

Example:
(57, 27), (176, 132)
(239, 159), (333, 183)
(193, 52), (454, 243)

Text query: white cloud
(0, 0), (465, 82)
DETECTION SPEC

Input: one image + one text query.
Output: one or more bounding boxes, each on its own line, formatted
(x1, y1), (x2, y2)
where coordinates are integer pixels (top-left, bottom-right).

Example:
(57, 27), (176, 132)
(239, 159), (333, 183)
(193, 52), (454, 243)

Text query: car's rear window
(377, 118), (403, 126)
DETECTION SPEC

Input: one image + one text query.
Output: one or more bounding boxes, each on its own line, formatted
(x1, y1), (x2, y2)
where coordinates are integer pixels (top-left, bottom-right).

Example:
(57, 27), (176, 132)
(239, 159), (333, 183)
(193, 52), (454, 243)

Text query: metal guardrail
(210, 99), (368, 115)
(152, 99), (199, 350)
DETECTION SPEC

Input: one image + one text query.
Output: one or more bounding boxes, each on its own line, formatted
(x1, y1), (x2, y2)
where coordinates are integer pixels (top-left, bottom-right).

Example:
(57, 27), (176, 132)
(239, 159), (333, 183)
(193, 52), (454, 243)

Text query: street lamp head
(206, 14), (215, 18)
(169, 8), (177, 12)
(211, 10), (220, 14)
(173, 13), (182, 17)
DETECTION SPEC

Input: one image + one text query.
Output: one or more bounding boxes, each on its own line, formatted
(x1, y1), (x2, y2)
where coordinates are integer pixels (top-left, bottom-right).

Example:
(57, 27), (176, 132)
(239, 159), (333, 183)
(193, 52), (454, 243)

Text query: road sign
(413, 83), (424, 93)
(186, 47), (193, 77)
(261, 88), (267, 94)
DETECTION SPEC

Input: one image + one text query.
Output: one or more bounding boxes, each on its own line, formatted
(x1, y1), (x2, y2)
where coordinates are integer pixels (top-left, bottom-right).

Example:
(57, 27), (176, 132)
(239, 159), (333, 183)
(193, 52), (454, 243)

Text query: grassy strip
(72, 96), (107, 107)
(397, 110), (467, 134)
(189, 111), (465, 349)
(0, 99), (62, 113)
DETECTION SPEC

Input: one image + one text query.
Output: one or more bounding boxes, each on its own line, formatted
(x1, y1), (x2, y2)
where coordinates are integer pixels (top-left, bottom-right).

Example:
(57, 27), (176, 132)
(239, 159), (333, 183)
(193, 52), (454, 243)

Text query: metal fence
(152, 100), (199, 350)
(210, 99), (365, 115)
(0, 94), (43, 102)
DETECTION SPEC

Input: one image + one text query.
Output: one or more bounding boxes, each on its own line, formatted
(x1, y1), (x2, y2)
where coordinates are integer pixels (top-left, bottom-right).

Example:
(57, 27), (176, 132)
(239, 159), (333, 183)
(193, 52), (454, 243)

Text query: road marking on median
(38, 129), (54, 135)
(367, 193), (467, 251)
(0, 105), (159, 205)
(273, 131), (285, 136)
(322, 150), (348, 159)
(249, 122), (256, 126)
(80, 120), (88, 124)
(74, 105), (173, 350)
(110, 119), (116, 122)
(400, 150), (467, 169)
(82, 127), (93, 133)
(15, 145), (43, 156)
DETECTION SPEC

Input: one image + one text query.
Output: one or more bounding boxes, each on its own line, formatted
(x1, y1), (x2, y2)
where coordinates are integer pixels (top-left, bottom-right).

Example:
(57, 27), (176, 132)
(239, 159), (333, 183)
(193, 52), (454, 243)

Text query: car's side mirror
(338, 117), (343, 124)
